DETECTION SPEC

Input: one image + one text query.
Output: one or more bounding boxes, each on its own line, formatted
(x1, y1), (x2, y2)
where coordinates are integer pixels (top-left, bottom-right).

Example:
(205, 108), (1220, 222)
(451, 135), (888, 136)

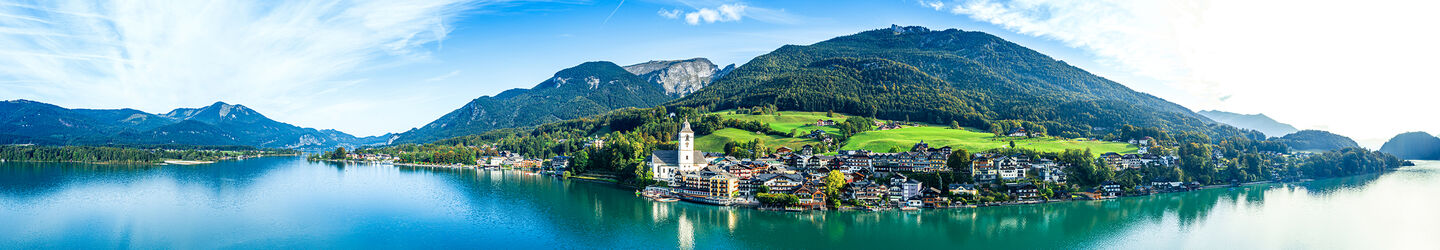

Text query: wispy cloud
(602, 0), (626, 25)
(657, 8), (682, 19)
(0, 0), (476, 125)
(656, 1), (796, 25)
(426, 70), (462, 82)
(924, 0), (1440, 143)
(919, 0), (944, 10)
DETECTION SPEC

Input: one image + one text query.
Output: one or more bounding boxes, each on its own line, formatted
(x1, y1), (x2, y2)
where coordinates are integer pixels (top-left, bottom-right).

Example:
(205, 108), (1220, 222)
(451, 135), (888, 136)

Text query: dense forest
(393, 61), (678, 144)
(668, 26), (1251, 140)
(1273, 130), (1360, 151)
(0, 144), (297, 164)
(1378, 132), (1440, 160)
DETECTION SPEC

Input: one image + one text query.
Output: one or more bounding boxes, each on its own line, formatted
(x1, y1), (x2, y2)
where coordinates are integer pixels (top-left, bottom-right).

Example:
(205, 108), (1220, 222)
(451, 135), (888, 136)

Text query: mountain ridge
(1274, 130), (1360, 151)
(667, 25), (1248, 139)
(0, 99), (387, 150)
(394, 57), (734, 144)
(1378, 132), (1440, 160)
(1198, 110), (1300, 138)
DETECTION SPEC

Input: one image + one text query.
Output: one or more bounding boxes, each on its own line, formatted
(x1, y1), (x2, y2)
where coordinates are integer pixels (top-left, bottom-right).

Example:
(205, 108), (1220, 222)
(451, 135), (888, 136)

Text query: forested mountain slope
(670, 25), (1245, 139)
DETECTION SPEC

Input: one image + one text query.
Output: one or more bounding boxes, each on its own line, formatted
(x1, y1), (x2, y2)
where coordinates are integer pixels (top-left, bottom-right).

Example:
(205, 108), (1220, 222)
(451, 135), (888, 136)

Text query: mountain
(1197, 110), (1299, 137)
(394, 61), (676, 144)
(0, 100), (387, 149)
(1378, 132), (1440, 160)
(622, 58), (733, 98)
(1274, 130), (1360, 151)
(670, 25), (1246, 139)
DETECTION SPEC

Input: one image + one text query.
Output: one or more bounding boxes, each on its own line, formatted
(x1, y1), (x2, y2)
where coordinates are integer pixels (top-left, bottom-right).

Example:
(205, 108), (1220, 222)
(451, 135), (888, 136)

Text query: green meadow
(700, 110), (1137, 155)
(843, 126), (1138, 154)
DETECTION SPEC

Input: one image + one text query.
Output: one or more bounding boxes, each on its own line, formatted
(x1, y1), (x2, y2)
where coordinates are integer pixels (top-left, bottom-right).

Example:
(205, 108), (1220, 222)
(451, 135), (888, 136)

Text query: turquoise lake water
(2, 157), (1437, 248)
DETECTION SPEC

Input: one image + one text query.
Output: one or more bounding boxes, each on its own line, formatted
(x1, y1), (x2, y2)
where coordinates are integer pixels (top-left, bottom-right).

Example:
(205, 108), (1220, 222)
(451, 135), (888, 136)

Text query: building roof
(699, 165), (737, 179)
(680, 120), (693, 133)
(650, 150), (706, 167)
(753, 173), (804, 182)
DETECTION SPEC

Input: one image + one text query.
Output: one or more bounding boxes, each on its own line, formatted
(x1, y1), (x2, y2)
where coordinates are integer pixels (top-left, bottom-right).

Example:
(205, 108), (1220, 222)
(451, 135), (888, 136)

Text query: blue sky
(3, 0), (1437, 147)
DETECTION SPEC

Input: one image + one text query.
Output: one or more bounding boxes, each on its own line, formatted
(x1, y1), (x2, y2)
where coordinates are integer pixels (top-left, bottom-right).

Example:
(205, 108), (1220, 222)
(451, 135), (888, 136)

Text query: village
(338, 119), (1316, 212)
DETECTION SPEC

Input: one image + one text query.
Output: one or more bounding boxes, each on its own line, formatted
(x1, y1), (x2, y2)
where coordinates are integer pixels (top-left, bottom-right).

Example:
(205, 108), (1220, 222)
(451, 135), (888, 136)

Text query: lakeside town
(333, 120), (1330, 212)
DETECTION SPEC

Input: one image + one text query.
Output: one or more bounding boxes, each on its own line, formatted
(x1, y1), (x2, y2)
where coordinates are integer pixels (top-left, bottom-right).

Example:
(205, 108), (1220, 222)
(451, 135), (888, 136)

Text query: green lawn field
(717, 111), (847, 136)
(693, 128), (822, 153)
(703, 110), (1137, 155)
(843, 126), (1137, 154)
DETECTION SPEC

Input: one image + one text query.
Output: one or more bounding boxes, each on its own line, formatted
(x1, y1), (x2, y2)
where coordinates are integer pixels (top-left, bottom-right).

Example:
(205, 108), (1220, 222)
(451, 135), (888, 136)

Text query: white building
(650, 121), (707, 184)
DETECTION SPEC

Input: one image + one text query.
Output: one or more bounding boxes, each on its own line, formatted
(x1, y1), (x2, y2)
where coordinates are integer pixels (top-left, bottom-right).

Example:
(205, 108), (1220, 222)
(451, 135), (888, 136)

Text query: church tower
(677, 120), (695, 170)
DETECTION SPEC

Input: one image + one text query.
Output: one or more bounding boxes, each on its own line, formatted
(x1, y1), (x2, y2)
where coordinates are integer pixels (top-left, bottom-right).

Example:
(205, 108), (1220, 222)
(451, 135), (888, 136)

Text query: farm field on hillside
(707, 110), (1137, 155)
(693, 128), (822, 153)
(843, 126), (1138, 154)
(717, 111), (848, 136)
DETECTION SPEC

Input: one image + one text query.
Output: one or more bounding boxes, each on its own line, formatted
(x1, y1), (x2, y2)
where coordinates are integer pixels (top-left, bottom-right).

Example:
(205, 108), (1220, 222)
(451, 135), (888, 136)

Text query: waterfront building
(650, 121), (708, 184)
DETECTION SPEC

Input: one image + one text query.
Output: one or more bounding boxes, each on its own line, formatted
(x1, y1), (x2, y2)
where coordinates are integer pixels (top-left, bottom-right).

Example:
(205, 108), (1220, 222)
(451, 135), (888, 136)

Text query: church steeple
(677, 119), (695, 168)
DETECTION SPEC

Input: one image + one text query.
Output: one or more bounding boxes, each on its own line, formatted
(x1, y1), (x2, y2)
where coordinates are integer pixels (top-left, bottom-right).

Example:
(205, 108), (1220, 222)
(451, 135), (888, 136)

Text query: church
(649, 120), (707, 184)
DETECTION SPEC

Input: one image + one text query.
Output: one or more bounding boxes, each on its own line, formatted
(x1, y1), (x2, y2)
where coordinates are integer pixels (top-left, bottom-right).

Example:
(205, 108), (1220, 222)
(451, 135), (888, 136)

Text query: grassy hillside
(694, 128), (822, 153)
(700, 110), (1137, 155)
(717, 111), (848, 136)
(844, 126), (1137, 154)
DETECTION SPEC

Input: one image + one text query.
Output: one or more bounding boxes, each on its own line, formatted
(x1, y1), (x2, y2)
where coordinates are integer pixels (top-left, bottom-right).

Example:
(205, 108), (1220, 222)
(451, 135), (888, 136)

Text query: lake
(2, 157), (1437, 249)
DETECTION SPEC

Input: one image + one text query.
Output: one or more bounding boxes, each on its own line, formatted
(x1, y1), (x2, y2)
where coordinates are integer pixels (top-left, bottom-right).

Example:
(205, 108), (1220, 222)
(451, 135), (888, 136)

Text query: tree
(570, 150), (590, 174)
(947, 149), (973, 183)
(329, 147), (347, 160)
(823, 170), (846, 199)
(949, 120), (961, 129)
(1179, 142), (1213, 183)
(1009, 141), (1017, 149)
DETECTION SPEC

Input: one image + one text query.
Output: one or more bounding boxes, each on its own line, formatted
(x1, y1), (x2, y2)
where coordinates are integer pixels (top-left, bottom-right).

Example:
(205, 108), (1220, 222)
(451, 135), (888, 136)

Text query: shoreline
(0, 154), (298, 166)
(305, 158), (1391, 212)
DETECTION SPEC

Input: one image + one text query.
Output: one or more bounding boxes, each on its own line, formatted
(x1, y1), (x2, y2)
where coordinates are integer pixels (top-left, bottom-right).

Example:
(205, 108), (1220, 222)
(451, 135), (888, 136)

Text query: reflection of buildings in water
(652, 202), (670, 223)
(678, 212), (694, 250)
(594, 197), (603, 221)
(726, 209), (737, 233)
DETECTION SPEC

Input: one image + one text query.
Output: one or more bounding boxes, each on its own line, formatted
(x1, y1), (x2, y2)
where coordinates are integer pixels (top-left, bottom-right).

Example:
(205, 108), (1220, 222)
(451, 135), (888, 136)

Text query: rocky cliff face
(623, 58), (732, 97)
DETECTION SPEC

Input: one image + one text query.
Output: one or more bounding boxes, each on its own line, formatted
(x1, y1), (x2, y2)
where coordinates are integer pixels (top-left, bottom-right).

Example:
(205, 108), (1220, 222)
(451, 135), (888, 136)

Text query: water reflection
(2, 158), (1435, 248)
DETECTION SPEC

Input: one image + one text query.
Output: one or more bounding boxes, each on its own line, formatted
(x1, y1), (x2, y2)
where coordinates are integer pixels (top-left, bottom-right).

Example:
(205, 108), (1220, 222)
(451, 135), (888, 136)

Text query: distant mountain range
(1378, 132), (1440, 160)
(0, 100), (389, 150)
(1197, 110), (1299, 138)
(392, 58), (730, 144)
(9, 25), (1379, 150)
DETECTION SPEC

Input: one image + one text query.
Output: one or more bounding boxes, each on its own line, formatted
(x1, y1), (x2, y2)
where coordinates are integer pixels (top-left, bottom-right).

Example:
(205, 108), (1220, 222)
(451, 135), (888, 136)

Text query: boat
(900, 206), (920, 211)
(650, 197), (679, 203)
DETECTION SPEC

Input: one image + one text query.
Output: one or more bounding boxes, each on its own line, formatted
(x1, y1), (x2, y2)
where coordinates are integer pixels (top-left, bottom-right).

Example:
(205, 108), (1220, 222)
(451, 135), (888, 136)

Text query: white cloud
(657, 1), (800, 25)
(0, 0), (477, 135)
(925, 0), (1440, 146)
(658, 8), (682, 19)
(920, 0), (945, 10)
(684, 3), (746, 25)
